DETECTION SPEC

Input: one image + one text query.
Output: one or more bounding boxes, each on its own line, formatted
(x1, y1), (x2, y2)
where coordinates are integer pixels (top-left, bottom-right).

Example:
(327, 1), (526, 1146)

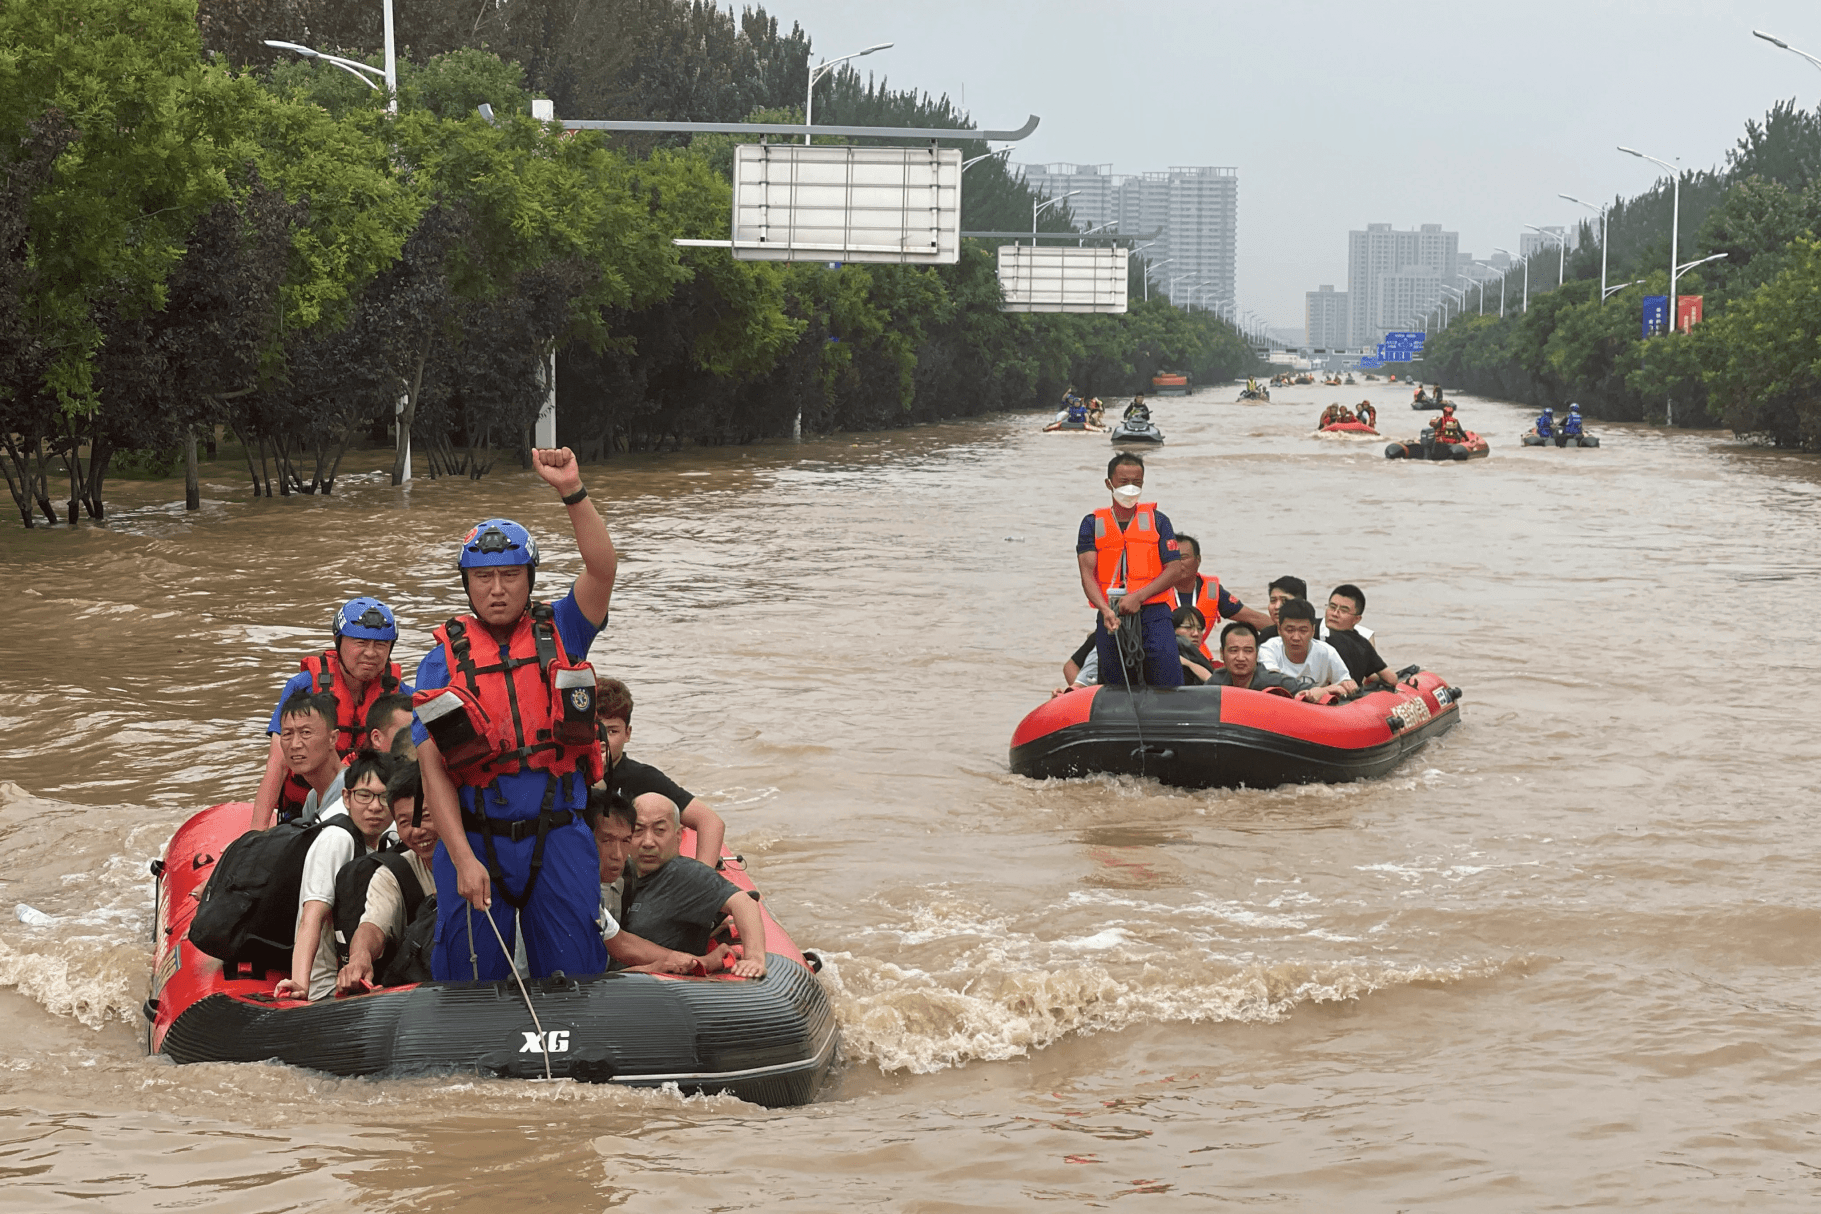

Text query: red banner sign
(1677, 294), (1703, 333)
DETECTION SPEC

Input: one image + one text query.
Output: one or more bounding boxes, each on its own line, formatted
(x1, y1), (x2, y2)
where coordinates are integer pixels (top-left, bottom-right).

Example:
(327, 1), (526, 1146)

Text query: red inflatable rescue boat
(1009, 672), (1463, 789)
(145, 804), (837, 1106)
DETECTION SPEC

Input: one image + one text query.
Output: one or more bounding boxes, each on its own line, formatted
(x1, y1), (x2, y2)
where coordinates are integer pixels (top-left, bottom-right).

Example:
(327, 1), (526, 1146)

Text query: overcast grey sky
(772, 0), (1821, 326)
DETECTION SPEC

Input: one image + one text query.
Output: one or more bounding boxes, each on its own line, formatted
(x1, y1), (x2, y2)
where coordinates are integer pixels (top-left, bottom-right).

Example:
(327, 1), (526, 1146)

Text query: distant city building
(1305, 285), (1349, 348)
(1014, 163), (1120, 232)
(1016, 162), (1238, 311)
(1346, 222), (1459, 344)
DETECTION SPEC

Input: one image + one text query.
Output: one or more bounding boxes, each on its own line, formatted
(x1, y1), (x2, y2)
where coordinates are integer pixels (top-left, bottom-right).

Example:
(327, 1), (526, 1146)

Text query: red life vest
(415, 603), (602, 787)
(278, 650), (402, 817)
(1091, 504), (1175, 608)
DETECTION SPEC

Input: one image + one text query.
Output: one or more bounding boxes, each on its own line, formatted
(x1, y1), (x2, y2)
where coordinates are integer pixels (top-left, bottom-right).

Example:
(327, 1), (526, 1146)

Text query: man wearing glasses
(1322, 584), (1397, 690)
(276, 752), (400, 1000)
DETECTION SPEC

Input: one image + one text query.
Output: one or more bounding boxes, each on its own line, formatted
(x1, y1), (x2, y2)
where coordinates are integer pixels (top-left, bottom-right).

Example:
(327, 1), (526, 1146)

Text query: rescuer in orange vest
(1170, 534), (1273, 662)
(1076, 452), (1186, 688)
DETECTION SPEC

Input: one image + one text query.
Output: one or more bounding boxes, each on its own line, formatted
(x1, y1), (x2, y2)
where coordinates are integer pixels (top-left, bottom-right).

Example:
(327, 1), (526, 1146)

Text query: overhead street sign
(731, 143), (960, 264)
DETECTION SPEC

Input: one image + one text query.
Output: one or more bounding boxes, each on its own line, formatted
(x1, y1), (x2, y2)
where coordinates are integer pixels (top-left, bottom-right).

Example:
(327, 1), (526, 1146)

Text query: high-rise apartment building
(1305, 285), (1349, 348)
(1014, 163), (1121, 232)
(1016, 162), (1238, 311)
(1518, 225), (1573, 259)
(1346, 223), (1459, 344)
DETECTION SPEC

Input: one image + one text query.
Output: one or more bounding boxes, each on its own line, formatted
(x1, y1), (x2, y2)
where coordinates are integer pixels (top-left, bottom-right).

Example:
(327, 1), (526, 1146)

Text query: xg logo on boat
(519, 1030), (570, 1053)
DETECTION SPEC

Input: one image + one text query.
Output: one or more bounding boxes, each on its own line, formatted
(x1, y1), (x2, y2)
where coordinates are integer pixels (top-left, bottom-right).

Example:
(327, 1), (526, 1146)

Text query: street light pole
(1525, 225), (1568, 287)
(1033, 190), (1080, 246)
(1619, 146), (1679, 332)
(1494, 248), (1518, 315)
(1560, 193), (1607, 301)
(1143, 256), (1172, 303)
(1753, 30), (1821, 75)
(805, 43), (893, 145)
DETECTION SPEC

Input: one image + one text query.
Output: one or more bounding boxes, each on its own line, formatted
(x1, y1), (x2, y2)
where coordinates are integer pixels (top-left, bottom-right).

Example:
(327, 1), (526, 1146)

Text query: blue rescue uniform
(412, 587), (608, 981)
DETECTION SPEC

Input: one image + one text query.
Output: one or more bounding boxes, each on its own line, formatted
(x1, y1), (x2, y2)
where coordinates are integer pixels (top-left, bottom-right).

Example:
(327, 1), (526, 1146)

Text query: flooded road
(3, 380), (1820, 1210)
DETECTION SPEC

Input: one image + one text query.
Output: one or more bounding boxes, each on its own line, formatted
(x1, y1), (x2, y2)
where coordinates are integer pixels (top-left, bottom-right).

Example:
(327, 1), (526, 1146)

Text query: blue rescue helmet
(1568, 402), (1581, 413)
(458, 518), (539, 573)
(334, 596), (398, 642)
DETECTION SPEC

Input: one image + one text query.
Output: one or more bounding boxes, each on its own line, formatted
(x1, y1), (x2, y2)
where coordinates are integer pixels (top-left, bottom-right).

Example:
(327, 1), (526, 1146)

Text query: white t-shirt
(1321, 621), (1374, 643)
(296, 809), (397, 1000)
(1258, 637), (1352, 689)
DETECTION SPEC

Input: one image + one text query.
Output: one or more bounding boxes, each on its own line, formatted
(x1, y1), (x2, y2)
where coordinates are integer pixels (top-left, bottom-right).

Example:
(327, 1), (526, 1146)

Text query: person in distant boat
(1086, 398), (1105, 427)
(1413, 383), (1427, 404)
(363, 693), (416, 757)
(1254, 575), (1308, 645)
(1533, 408), (1555, 440)
(1077, 452), (1186, 690)
(1245, 376), (1260, 395)
(1431, 403), (1467, 443)
(595, 677), (726, 867)
(1322, 584), (1397, 690)
(1170, 607), (1216, 685)
(253, 597), (409, 828)
(619, 794), (767, 977)
(1259, 599), (1357, 702)
(1202, 623), (1300, 693)
(277, 751), (399, 1001)
(1124, 394), (1150, 421)
(1562, 403), (1585, 438)
(1171, 533), (1271, 660)
(1356, 401), (1377, 429)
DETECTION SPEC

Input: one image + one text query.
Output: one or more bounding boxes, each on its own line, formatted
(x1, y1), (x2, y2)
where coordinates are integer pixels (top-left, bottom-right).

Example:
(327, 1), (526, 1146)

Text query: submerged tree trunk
(184, 425), (200, 511)
(83, 434), (110, 519)
(1, 434), (35, 528)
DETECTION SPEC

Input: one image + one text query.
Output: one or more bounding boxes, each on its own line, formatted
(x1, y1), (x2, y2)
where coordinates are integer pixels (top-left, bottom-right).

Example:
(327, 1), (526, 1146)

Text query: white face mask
(1112, 483), (1142, 507)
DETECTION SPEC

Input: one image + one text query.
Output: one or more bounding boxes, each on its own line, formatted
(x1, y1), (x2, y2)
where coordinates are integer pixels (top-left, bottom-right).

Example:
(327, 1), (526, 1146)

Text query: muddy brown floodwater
(3, 381), (1821, 1211)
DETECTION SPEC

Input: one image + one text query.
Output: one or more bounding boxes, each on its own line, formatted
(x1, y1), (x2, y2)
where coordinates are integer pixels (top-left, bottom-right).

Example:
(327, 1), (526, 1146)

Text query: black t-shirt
(1255, 624), (1279, 644)
(611, 757), (695, 811)
(1069, 631), (1097, 668)
(619, 857), (740, 955)
(1325, 628), (1388, 682)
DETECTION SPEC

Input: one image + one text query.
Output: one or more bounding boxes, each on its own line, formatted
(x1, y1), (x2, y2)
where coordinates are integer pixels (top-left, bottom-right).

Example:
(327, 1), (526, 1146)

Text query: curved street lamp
(806, 43), (893, 145)
(1618, 146), (1681, 323)
(1560, 193), (1608, 300)
(1525, 224), (1569, 288)
(1494, 247), (1527, 313)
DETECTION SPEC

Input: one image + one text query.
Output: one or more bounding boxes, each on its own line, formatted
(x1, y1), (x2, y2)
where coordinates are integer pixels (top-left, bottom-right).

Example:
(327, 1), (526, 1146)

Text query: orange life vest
(278, 650), (402, 817)
(1177, 573), (1223, 661)
(414, 603), (603, 788)
(1092, 504), (1175, 608)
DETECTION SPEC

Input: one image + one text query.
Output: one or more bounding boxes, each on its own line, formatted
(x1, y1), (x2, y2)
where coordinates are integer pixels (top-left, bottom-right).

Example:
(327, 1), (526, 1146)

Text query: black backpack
(381, 893), (437, 985)
(187, 817), (365, 975)
(331, 845), (429, 973)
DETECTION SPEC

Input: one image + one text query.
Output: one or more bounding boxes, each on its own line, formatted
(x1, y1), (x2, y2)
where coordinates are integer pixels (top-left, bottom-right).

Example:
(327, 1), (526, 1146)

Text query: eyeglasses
(345, 788), (387, 806)
(1326, 602), (1359, 615)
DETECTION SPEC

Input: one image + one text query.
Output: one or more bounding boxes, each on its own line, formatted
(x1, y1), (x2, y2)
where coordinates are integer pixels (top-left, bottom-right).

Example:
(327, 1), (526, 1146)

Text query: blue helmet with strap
(335, 596), (398, 641)
(458, 519), (539, 587)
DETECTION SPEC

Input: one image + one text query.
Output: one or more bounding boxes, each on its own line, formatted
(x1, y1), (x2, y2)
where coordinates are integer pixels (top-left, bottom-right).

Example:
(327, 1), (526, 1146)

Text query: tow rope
(479, 906), (554, 1082)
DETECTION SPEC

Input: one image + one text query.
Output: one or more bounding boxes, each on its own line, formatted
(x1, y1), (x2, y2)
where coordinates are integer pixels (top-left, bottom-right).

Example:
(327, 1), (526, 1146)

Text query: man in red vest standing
(1076, 452), (1186, 689)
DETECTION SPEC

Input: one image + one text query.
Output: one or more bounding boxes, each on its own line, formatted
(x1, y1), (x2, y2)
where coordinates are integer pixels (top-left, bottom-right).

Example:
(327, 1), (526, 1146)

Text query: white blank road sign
(997, 245), (1129, 313)
(731, 144), (960, 264)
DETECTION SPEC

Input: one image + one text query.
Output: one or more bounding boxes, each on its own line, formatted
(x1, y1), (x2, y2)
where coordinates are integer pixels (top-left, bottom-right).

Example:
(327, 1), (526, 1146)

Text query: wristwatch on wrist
(561, 486), (588, 505)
